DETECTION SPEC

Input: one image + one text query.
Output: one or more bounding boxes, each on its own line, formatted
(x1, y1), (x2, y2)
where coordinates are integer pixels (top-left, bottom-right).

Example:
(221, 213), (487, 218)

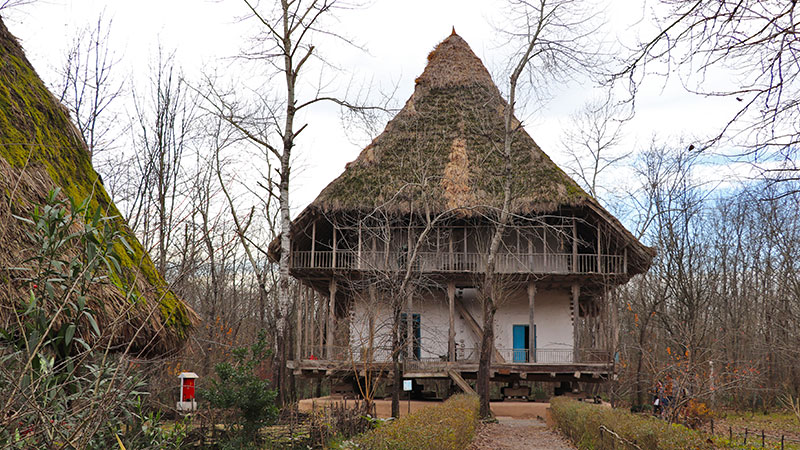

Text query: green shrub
(200, 330), (278, 446)
(551, 398), (716, 450)
(0, 190), (180, 449)
(356, 394), (479, 450)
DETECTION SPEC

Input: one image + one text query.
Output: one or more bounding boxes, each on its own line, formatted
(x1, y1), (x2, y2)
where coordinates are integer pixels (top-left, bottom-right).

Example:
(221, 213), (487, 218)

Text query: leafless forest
(3, 0), (800, 437)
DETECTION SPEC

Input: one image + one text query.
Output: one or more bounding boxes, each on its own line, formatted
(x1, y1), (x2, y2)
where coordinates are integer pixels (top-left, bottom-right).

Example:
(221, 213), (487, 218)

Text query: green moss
(0, 23), (192, 341)
(316, 82), (590, 214)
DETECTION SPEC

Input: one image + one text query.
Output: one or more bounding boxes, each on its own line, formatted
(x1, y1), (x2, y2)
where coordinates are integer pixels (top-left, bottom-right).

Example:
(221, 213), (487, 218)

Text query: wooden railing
(291, 251), (625, 274)
(297, 345), (611, 366)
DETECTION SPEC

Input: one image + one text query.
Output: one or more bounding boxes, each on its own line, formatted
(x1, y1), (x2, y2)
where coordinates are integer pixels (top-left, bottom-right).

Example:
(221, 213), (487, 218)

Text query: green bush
(356, 394), (479, 450)
(0, 190), (180, 449)
(551, 398), (716, 450)
(200, 330), (278, 447)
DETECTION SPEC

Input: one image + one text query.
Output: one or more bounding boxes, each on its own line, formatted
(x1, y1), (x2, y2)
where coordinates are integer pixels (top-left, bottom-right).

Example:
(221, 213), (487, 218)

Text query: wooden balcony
(290, 251), (626, 275)
(289, 345), (613, 382)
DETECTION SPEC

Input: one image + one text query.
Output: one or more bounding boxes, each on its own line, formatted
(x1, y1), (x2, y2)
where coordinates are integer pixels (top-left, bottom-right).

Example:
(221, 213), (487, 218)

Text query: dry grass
(356, 394), (480, 450)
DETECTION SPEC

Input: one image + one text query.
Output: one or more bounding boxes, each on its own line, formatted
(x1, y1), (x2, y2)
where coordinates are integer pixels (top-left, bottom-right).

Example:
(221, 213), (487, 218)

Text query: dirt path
(468, 417), (576, 450)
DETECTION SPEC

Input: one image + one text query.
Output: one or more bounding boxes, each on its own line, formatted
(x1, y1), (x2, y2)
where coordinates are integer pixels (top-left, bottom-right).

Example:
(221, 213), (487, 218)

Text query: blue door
(513, 325), (529, 362)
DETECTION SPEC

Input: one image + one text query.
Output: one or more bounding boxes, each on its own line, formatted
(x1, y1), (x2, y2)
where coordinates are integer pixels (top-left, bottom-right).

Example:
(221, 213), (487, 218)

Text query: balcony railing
(291, 251), (625, 275)
(296, 345), (612, 367)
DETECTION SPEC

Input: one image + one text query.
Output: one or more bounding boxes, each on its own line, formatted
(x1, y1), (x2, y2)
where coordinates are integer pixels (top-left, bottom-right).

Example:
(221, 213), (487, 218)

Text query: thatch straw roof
(313, 32), (588, 214)
(281, 32), (655, 272)
(0, 18), (196, 356)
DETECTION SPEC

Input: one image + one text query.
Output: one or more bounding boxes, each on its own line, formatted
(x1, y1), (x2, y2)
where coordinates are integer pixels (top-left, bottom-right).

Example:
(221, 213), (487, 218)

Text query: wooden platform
(288, 359), (613, 383)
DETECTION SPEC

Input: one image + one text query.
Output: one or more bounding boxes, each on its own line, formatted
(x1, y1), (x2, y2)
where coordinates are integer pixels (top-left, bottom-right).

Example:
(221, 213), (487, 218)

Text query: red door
(182, 378), (195, 401)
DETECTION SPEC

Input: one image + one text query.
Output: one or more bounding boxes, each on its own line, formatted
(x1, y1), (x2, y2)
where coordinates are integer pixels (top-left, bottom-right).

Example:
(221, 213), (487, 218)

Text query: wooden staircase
(454, 297), (506, 363)
(448, 369), (475, 395)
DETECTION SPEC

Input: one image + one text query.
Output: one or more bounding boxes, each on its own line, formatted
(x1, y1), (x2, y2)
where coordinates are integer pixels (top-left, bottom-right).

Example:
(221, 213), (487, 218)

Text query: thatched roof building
(273, 32), (654, 274)
(0, 18), (195, 356)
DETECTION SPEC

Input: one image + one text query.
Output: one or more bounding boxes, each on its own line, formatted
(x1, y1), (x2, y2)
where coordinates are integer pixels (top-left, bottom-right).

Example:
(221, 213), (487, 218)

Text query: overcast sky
(3, 0), (749, 215)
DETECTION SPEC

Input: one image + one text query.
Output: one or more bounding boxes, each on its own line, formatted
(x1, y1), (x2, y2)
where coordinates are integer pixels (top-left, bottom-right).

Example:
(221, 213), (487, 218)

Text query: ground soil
(298, 397), (553, 419)
(468, 417), (576, 450)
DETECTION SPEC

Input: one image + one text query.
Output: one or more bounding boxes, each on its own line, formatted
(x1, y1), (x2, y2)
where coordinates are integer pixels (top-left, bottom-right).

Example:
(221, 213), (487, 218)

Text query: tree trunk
(391, 302), (402, 418)
(477, 290), (496, 418)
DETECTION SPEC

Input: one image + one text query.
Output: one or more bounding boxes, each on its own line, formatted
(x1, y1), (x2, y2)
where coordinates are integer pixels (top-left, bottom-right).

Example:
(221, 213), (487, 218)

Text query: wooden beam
(448, 282), (456, 362)
(310, 220), (316, 267)
(406, 292), (414, 359)
(448, 370), (475, 394)
(572, 284), (580, 363)
(303, 286), (310, 356)
(295, 285), (304, 361)
(623, 247), (628, 274)
(454, 298), (506, 363)
(448, 229), (453, 268)
(527, 281), (536, 363)
(572, 219), (578, 272)
(463, 226), (467, 255)
(317, 290), (324, 357)
(368, 285), (376, 362)
(597, 225), (602, 273)
(332, 221), (337, 269)
(327, 278), (337, 359)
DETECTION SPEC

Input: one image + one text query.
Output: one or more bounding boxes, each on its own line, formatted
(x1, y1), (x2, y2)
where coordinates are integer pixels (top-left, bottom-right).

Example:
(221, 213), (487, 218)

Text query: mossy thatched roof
(291, 32), (653, 271)
(314, 32), (589, 215)
(0, 18), (196, 356)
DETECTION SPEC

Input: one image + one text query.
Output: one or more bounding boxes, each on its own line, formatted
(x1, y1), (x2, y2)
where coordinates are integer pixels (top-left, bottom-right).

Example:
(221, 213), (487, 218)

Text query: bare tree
(55, 13), (124, 162)
(127, 47), (197, 277)
(616, 1), (800, 188)
(562, 97), (629, 201)
(0, 0), (34, 12)
(195, 0), (385, 402)
(476, 0), (602, 418)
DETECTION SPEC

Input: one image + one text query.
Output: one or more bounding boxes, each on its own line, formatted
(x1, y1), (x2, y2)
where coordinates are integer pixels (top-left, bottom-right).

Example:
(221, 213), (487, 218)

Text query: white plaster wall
(349, 286), (574, 360)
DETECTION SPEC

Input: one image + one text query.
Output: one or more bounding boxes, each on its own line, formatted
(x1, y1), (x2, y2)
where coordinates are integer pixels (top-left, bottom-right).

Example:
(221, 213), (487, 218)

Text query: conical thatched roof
(283, 32), (654, 272)
(313, 32), (588, 214)
(0, 18), (195, 356)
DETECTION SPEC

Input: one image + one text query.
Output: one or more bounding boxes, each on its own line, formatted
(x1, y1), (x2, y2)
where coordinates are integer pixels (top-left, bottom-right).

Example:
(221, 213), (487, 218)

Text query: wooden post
(448, 228), (453, 269)
(572, 219), (578, 273)
(358, 221), (363, 269)
(317, 290), (324, 357)
(303, 286), (310, 356)
(384, 229), (390, 268)
(623, 247), (628, 274)
(448, 282), (456, 362)
(529, 229), (534, 271)
(311, 220), (316, 267)
(528, 281), (536, 363)
(406, 293), (414, 359)
(368, 285), (376, 361)
(463, 226), (467, 256)
(327, 278), (337, 359)
(332, 221), (337, 269)
(295, 285), (304, 361)
(597, 226), (602, 273)
(572, 284), (580, 363)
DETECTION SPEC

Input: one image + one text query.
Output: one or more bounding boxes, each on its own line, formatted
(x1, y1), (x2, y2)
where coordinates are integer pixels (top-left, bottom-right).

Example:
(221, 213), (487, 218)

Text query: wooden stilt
(448, 282), (456, 361)
(572, 284), (580, 363)
(327, 279), (337, 359)
(528, 281), (536, 362)
(295, 285), (303, 361)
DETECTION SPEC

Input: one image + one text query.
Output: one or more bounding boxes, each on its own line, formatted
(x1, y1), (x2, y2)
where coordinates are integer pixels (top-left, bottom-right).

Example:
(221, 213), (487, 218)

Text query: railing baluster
(290, 250), (625, 274)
